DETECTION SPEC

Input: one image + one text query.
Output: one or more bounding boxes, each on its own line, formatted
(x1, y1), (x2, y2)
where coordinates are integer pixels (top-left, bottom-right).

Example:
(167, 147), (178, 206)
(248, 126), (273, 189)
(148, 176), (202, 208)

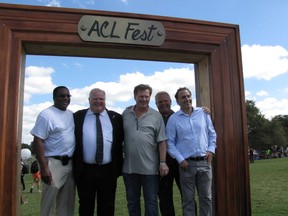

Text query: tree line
(246, 100), (288, 152)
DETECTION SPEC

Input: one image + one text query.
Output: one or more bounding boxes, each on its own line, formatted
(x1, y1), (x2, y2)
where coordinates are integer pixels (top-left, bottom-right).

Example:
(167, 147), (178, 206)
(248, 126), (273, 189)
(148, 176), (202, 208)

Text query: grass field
(249, 158), (288, 216)
(20, 158), (288, 215)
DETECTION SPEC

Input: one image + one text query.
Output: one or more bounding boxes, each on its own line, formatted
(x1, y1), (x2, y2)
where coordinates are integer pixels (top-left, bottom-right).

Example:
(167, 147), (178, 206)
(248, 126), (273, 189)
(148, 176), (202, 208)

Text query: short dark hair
(133, 84), (152, 97)
(175, 87), (191, 100)
(53, 86), (68, 98)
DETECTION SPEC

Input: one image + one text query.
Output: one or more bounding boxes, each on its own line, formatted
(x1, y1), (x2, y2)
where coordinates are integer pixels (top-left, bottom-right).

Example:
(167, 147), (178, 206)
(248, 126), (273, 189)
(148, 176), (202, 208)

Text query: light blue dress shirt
(82, 109), (113, 164)
(166, 107), (217, 164)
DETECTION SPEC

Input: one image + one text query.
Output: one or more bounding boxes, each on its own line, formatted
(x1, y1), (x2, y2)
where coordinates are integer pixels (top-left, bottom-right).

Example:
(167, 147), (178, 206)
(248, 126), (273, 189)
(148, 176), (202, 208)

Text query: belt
(83, 162), (111, 167)
(50, 155), (72, 160)
(50, 155), (72, 165)
(186, 156), (206, 161)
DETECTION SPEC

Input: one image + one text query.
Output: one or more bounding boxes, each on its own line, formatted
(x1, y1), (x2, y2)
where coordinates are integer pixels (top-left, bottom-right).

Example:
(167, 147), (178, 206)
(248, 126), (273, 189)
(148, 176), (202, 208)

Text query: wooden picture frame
(0, 3), (250, 215)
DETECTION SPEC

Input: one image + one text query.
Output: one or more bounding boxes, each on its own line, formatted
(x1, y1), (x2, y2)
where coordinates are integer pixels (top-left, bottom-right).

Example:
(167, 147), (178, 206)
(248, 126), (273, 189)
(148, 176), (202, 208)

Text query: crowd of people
(24, 84), (217, 216)
(250, 145), (288, 162)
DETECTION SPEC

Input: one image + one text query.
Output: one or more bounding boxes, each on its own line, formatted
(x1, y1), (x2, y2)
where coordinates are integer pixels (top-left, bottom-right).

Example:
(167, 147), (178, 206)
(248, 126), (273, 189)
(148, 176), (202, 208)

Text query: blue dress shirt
(166, 107), (217, 164)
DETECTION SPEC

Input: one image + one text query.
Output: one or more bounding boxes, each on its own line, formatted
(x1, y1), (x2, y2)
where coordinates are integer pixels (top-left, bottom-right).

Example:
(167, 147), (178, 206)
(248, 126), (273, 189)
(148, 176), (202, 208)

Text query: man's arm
(206, 114), (217, 163)
(158, 140), (169, 177)
(33, 136), (52, 185)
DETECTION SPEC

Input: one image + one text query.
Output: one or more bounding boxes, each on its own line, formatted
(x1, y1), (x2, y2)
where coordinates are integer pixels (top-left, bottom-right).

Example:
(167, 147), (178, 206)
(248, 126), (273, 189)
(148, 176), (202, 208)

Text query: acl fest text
(78, 15), (165, 46)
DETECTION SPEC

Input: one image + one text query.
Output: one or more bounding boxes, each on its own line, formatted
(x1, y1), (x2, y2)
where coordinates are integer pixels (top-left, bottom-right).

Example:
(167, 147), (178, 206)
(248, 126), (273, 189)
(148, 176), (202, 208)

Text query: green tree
(246, 100), (270, 150)
(246, 101), (288, 151)
(270, 115), (288, 148)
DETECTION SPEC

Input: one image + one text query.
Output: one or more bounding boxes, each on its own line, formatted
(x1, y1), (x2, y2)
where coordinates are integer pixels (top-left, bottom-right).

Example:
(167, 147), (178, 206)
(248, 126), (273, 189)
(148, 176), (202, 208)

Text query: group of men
(30, 84), (217, 216)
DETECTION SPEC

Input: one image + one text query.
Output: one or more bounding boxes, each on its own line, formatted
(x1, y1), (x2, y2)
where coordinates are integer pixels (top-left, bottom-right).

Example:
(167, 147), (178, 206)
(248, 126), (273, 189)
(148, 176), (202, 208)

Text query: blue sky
(2, 0), (288, 144)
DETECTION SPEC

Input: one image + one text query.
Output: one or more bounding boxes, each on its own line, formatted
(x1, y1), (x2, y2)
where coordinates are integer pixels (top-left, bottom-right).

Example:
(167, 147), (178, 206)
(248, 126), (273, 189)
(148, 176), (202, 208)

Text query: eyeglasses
(58, 94), (72, 98)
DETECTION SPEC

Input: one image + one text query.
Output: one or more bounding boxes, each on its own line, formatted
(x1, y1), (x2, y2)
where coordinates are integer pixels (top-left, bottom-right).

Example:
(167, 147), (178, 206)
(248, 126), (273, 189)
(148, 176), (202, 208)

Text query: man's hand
(41, 166), (52, 185)
(180, 160), (189, 171)
(159, 162), (169, 177)
(206, 152), (214, 164)
(202, 106), (210, 114)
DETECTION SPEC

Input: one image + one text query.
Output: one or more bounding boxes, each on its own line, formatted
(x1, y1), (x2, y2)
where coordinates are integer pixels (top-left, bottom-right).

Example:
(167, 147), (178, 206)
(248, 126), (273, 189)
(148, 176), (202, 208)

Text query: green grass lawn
(249, 158), (288, 216)
(20, 176), (183, 215)
(20, 158), (288, 215)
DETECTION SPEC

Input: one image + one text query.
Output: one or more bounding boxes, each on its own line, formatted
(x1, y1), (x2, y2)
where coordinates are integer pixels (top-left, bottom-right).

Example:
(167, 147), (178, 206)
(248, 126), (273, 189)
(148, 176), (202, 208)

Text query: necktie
(95, 113), (103, 164)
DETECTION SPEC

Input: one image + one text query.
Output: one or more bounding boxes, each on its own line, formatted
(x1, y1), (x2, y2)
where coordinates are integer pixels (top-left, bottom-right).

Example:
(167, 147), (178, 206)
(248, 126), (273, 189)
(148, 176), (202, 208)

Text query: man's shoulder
(168, 112), (177, 120)
(172, 109), (182, 116)
(36, 106), (56, 120)
(193, 107), (207, 116)
(148, 107), (161, 115)
(74, 108), (88, 116)
(122, 106), (133, 115)
(41, 106), (73, 116)
(38, 105), (53, 114)
(194, 107), (203, 112)
(167, 110), (183, 122)
(107, 109), (122, 118)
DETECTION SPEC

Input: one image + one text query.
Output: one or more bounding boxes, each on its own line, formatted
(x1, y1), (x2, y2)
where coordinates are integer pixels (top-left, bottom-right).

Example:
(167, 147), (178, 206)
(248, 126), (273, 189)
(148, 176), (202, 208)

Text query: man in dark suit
(155, 91), (182, 216)
(73, 88), (124, 216)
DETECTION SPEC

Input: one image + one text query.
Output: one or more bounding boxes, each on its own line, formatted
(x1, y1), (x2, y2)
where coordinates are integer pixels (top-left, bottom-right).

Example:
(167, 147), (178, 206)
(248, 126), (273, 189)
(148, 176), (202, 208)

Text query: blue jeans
(123, 173), (159, 216)
(180, 160), (212, 216)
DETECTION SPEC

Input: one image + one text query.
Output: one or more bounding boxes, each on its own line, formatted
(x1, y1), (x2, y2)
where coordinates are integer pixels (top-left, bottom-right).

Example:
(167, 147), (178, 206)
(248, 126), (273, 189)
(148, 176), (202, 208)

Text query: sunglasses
(58, 94), (72, 98)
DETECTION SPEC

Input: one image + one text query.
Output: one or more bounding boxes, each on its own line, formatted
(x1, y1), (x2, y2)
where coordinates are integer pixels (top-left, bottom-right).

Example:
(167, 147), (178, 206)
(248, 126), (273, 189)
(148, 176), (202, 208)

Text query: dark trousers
(21, 174), (25, 190)
(123, 173), (159, 216)
(77, 163), (117, 216)
(158, 158), (181, 216)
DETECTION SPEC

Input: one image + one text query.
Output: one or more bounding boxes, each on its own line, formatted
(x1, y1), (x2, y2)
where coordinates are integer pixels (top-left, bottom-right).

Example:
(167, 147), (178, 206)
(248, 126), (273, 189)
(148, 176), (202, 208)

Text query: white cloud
(69, 66), (195, 107)
(242, 45), (288, 119)
(256, 90), (269, 97)
(73, 62), (84, 68)
(22, 101), (52, 144)
(72, 0), (96, 8)
(24, 66), (56, 103)
(39, 0), (61, 7)
(245, 91), (251, 98)
(245, 91), (258, 102)
(242, 44), (288, 80)
(256, 98), (288, 119)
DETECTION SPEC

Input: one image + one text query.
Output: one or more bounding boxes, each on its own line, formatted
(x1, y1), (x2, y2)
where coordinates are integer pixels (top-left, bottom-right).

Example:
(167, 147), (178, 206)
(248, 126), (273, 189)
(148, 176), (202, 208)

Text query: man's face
(177, 89), (192, 110)
(156, 94), (171, 115)
(134, 89), (151, 109)
(89, 90), (106, 113)
(54, 88), (71, 111)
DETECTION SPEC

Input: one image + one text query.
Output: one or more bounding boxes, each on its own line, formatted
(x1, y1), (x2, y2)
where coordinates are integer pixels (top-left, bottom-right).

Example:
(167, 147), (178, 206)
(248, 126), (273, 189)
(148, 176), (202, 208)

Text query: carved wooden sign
(78, 15), (166, 46)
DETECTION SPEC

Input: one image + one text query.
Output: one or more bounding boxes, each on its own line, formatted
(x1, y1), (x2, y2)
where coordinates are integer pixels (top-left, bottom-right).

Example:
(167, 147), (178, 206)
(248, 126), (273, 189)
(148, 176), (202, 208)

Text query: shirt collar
(88, 108), (107, 117)
(178, 107), (200, 116)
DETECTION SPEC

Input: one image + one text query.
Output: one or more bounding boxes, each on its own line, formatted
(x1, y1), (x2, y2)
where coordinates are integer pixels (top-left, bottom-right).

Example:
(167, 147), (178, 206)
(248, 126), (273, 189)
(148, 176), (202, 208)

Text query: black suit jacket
(73, 108), (124, 184)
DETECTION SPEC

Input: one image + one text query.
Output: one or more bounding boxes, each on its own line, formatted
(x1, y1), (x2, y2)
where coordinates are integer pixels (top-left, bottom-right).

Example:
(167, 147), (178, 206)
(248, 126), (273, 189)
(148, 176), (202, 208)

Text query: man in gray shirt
(122, 84), (169, 216)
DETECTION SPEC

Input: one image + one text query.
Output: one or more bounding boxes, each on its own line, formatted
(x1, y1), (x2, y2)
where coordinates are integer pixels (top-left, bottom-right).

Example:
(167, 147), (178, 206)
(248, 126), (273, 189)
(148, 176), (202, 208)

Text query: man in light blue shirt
(166, 87), (217, 216)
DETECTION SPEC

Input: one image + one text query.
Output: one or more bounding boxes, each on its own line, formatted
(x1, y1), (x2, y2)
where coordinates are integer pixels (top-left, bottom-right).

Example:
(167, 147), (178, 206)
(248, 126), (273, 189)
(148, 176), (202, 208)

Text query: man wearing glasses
(30, 86), (76, 216)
